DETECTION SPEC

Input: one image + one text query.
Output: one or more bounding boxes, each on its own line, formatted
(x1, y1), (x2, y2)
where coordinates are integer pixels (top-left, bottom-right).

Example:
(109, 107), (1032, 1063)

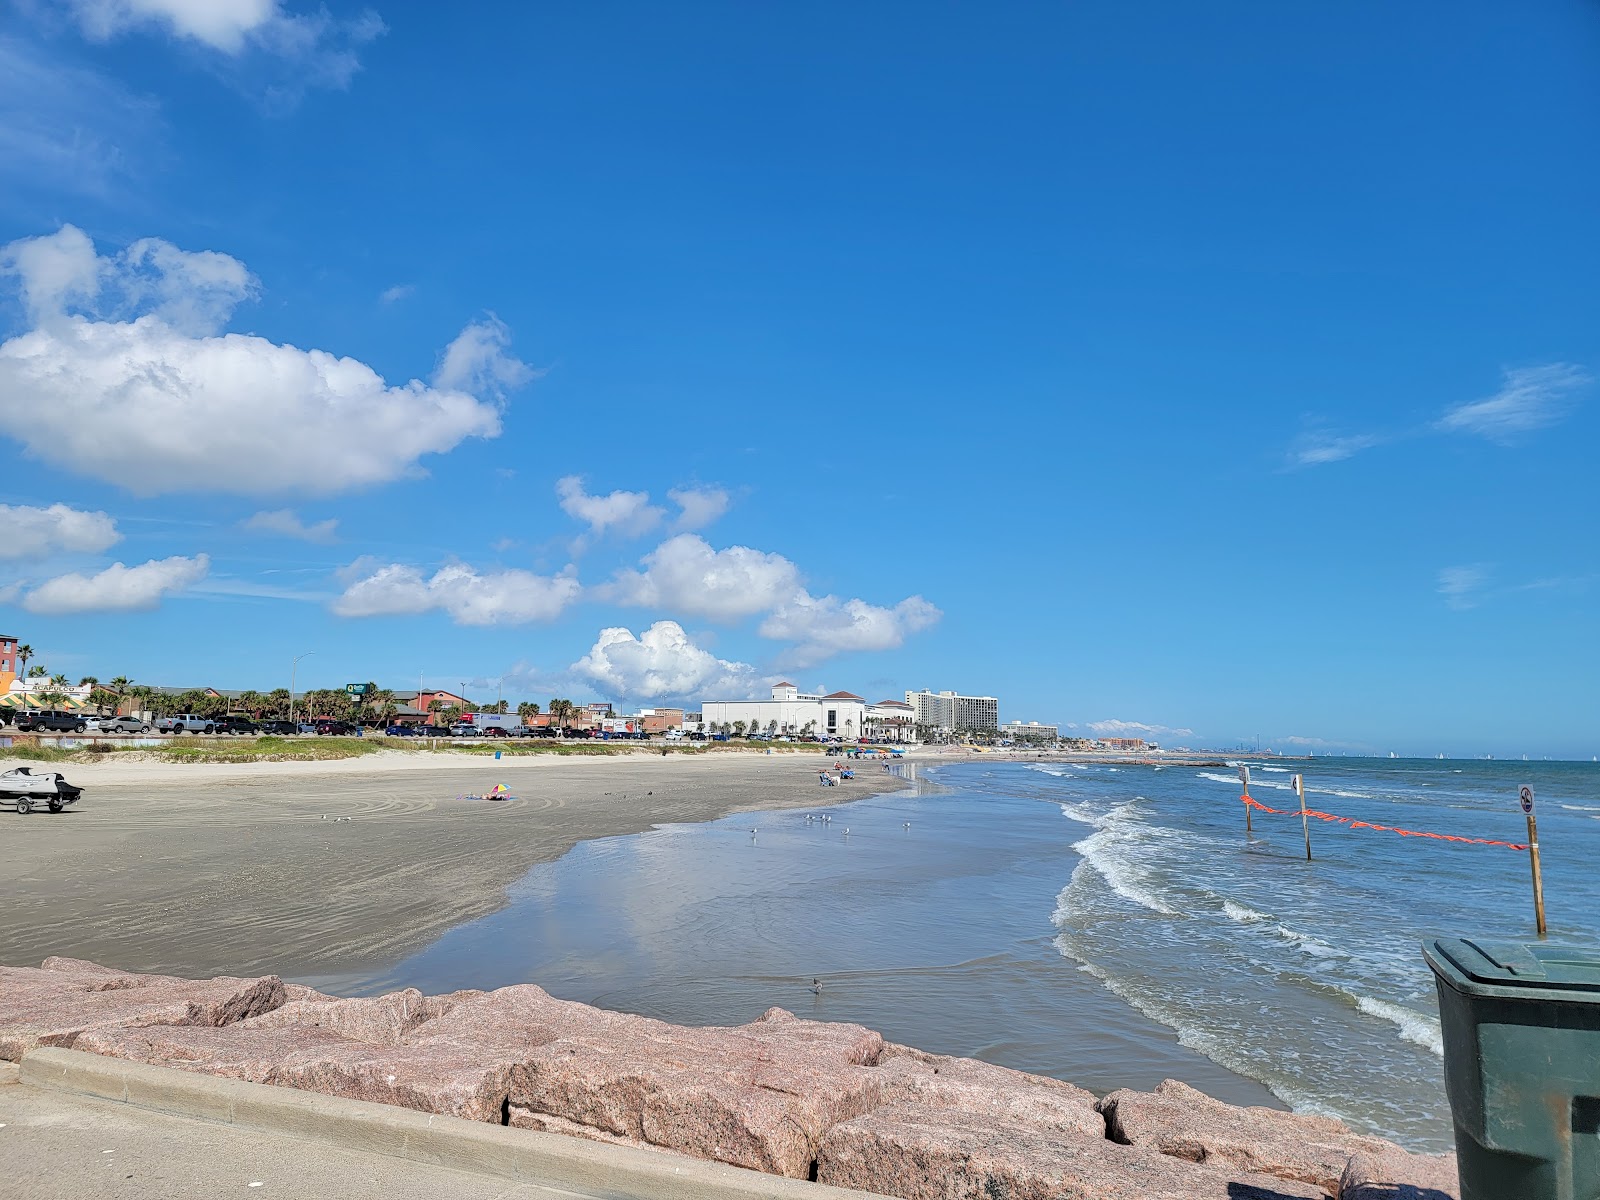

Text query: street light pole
(290, 651), (315, 729)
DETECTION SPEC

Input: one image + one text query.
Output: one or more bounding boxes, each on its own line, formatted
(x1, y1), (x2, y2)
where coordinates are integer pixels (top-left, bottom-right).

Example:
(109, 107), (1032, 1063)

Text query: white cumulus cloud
(332, 560), (580, 626)
(61, 0), (385, 94)
(1436, 364), (1589, 442)
(571, 621), (759, 701)
(604, 534), (801, 621)
(1085, 719), (1196, 739)
(668, 485), (730, 532)
(19, 553), (209, 613)
(0, 503), (121, 559)
(759, 591), (941, 667)
(555, 476), (663, 539)
(240, 509), (338, 543)
(0, 226), (523, 496)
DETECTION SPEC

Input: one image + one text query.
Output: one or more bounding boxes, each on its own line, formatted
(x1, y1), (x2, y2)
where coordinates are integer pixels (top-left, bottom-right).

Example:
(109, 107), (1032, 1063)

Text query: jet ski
(1, 767), (83, 814)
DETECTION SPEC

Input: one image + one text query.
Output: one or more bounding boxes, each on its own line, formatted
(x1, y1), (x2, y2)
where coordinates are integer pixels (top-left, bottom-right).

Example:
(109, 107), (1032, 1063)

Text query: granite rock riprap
(0, 959), (1460, 1199)
(815, 1104), (1330, 1200)
(0, 958), (285, 1061)
(1098, 1077), (1433, 1195)
(1339, 1148), (1462, 1200)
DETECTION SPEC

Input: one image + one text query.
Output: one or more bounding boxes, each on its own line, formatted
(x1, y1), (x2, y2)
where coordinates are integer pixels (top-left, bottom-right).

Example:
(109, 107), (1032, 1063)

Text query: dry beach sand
(0, 749), (905, 979)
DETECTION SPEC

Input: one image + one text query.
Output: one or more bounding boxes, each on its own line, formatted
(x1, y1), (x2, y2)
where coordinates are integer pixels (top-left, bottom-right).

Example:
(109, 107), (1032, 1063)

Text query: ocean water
(335, 757), (1600, 1150)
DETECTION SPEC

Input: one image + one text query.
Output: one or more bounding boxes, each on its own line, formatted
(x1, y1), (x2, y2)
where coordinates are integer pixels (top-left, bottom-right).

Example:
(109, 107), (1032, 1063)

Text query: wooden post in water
(1521, 785), (1546, 937)
(1293, 773), (1311, 861)
(1238, 764), (1252, 834)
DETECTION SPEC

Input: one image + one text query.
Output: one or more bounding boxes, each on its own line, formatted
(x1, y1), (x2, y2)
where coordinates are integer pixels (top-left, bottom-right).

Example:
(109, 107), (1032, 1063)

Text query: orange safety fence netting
(1240, 794), (1528, 851)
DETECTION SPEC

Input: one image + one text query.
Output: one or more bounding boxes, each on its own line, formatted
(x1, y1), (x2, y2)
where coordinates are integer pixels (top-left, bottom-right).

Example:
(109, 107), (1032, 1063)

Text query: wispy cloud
(241, 509), (339, 543)
(379, 283), (414, 304)
(1287, 430), (1384, 468)
(1086, 718), (1196, 739)
(1435, 364), (1590, 442)
(1437, 564), (1490, 610)
(1287, 362), (1589, 469)
(0, 38), (163, 207)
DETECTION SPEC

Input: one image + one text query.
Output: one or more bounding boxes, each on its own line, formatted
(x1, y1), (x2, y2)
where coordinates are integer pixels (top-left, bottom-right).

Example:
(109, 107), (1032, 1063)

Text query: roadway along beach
(0, 749), (906, 979)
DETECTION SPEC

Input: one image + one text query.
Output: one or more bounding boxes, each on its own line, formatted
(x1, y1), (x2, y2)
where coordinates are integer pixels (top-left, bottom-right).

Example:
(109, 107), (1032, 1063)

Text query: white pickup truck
(154, 713), (216, 735)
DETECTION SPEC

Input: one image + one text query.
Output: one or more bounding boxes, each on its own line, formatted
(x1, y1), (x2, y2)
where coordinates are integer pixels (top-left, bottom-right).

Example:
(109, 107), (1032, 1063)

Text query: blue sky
(1, 1), (1595, 757)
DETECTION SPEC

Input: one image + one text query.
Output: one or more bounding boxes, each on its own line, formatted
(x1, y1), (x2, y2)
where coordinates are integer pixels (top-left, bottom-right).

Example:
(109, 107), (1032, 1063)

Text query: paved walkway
(0, 1065), (598, 1200)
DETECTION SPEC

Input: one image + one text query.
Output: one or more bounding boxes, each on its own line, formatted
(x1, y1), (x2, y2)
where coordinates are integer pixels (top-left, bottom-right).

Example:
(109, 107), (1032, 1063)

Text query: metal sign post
(1520, 785), (1546, 936)
(1238, 764), (1252, 834)
(1293, 773), (1311, 861)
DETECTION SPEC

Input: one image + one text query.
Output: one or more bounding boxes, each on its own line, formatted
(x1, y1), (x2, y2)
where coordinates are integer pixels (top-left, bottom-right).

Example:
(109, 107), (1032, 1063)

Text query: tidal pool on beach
(324, 762), (1283, 1115)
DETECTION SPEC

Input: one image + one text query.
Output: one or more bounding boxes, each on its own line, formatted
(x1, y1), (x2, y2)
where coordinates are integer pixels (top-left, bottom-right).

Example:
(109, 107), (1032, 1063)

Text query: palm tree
(547, 698), (574, 730)
(27, 665), (47, 679)
(15, 644), (33, 681)
(517, 701), (541, 724)
(78, 675), (99, 690)
(108, 676), (131, 714)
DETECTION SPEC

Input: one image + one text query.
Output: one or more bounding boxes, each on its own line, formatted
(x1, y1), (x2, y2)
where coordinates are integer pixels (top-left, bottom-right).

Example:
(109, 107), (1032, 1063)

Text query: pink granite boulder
(1099, 1078), (1402, 1194)
(497, 1002), (892, 1177)
(873, 1042), (1102, 1138)
(1340, 1148), (1460, 1200)
(817, 1103), (1330, 1200)
(76, 1021), (531, 1124)
(0, 962), (286, 1061)
(242, 988), (466, 1045)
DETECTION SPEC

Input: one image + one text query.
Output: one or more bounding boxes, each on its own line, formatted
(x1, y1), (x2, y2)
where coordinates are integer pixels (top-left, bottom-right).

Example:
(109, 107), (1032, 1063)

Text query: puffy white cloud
(571, 621), (759, 700)
(0, 226), (522, 496)
(332, 560), (580, 626)
(19, 553), (209, 613)
(759, 591), (941, 666)
(604, 534), (801, 621)
(668, 485), (730, 532)
(62, 0), (385, 91)
(0, 222), (101, 322)
(434, 316), (536, 399)
(0, 503), (121, 559)
(1085, 719), (1196, 739)
(240, 509), (337, 543)
(556, 475), (664, 538)
(1436, 364), (1589, 442)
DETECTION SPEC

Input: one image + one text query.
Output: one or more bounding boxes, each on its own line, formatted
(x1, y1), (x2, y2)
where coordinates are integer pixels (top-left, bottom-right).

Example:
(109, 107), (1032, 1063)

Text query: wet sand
(0, 750), (902, 979)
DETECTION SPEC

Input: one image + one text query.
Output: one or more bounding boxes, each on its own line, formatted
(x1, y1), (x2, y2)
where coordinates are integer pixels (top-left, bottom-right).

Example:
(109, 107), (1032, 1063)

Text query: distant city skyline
(1, 3), (1595, 759)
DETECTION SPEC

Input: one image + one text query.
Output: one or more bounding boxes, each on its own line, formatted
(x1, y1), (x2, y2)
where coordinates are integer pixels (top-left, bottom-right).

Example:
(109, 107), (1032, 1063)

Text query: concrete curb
(21, 1048), (884, 1200)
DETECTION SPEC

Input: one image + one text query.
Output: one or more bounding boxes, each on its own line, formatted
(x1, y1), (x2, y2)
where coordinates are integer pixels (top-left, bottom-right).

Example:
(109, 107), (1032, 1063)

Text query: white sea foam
(1354, 996), (1445, 1057)
(1561, 804), (1600, 812)
(1270, 924), (1345, 959)
(1261, 766), (1290, 773)
(1058, 802), (1110, 829)
(1222, 899), (1269, 923)
(1070, 827), (1183, 916)
(1199, 771), (1291, 791)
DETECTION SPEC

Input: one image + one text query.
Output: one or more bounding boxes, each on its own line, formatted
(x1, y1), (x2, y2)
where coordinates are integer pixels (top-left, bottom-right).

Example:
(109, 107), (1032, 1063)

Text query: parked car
(93, 715), (149, 734)
(384, 724), (422, 737)
(711, 733), (730, 742)
(212, 717), (260, 735)
(14, 710), (89, 734)
(688, 731), (707, 741)
(414, 724), (448, 737)
(258, 720), (299, 735)
(526, 726), (560, 738)
(154, 713), (215, 735)
(478, 725), (510, 738)
(448, 724), (479, 737)
(314, 720), (357, 736)
(663, 730), (686, 741)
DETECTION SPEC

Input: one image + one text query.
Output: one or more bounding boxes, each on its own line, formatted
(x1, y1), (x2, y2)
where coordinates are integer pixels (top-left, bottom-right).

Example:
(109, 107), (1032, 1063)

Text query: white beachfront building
(699, 684), (918, 742)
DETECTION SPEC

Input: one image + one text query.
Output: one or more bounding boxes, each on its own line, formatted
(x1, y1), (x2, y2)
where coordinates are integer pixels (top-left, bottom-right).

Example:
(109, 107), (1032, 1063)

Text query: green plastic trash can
(1423, 937), (1600, 1200)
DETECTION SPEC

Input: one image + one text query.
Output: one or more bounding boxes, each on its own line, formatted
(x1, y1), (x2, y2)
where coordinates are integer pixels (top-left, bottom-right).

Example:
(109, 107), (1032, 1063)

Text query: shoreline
(0, 749), (907, 980)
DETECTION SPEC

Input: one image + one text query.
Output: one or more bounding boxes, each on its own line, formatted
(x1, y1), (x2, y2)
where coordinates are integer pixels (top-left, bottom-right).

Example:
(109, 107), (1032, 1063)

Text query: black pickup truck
(13, 710), (89, 733)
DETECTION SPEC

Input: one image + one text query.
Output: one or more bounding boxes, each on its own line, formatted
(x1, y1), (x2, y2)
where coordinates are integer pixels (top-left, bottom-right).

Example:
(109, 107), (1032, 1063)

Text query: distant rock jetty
(0, 958), (1458, 1199)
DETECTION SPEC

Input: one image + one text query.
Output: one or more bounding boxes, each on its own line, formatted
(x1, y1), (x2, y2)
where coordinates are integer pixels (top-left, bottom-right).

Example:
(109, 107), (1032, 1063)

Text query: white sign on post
(1519, 785), (1535, 815)
(1238, 764), (1251, 789)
